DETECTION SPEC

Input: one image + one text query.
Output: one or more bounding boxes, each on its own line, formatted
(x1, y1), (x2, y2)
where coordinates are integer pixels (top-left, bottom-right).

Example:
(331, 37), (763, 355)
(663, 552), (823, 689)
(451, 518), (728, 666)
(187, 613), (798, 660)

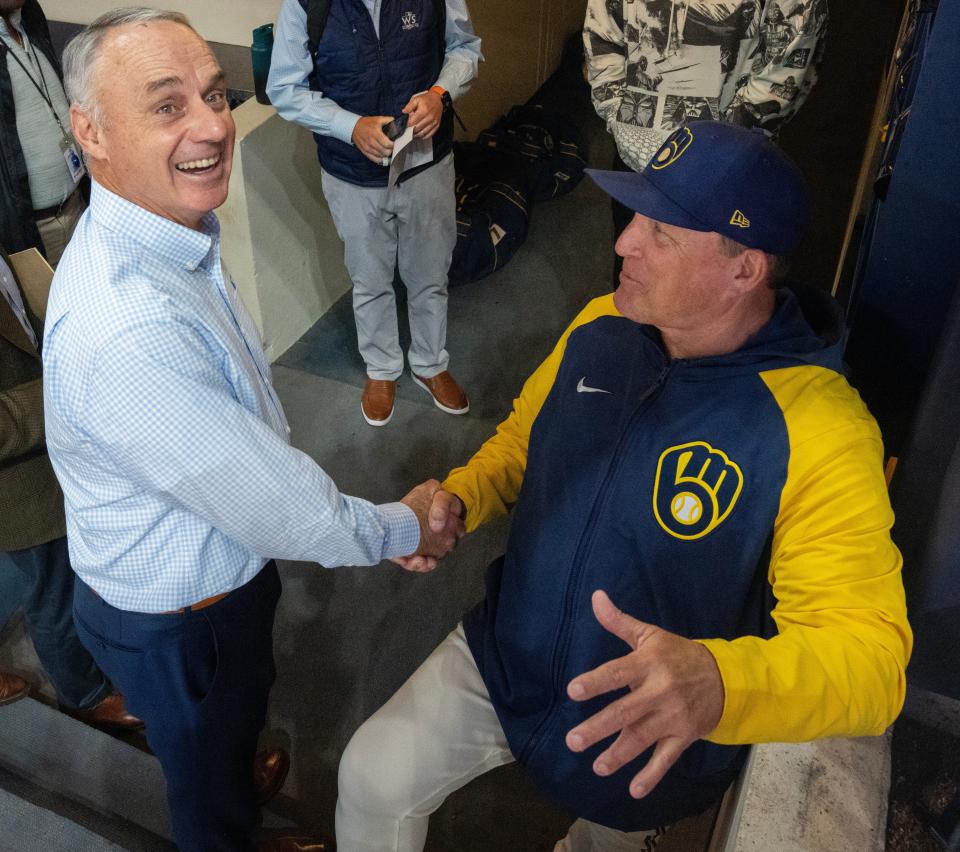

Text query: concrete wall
(218, 100), (353, 362)
(459, 0), (586, 134)
(713, 738), (891, 852)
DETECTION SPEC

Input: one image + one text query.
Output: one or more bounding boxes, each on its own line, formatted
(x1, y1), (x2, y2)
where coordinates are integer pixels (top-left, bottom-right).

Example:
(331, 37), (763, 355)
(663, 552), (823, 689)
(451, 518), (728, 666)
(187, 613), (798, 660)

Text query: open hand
(565, 590), (724, 799)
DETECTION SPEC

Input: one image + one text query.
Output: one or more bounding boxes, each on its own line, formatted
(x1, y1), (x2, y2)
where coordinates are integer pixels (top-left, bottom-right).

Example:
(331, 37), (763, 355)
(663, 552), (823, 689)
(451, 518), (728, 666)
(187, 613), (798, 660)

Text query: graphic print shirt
(584, 0), (828, 169)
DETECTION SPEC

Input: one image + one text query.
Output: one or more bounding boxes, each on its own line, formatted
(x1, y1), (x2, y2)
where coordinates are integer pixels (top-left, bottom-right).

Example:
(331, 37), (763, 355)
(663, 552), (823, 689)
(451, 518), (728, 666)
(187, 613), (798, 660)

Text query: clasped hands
(393, 481), (465, 573)
(351, 90), (445, 165)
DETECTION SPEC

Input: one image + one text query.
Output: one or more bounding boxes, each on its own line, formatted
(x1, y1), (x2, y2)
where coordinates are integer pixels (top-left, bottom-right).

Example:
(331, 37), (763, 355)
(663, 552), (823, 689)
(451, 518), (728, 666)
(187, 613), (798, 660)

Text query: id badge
(60, 135), (85, 183)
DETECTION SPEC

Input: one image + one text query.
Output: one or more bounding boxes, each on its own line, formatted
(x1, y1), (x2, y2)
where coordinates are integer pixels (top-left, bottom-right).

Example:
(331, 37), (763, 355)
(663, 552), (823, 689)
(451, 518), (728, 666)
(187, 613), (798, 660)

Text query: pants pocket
(184, 613), (221, 708)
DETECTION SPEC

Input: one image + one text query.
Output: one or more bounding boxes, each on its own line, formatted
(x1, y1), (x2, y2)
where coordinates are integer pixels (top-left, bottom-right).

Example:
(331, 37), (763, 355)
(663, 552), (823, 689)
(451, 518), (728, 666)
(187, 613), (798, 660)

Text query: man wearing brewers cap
(335, 122), (911, 850)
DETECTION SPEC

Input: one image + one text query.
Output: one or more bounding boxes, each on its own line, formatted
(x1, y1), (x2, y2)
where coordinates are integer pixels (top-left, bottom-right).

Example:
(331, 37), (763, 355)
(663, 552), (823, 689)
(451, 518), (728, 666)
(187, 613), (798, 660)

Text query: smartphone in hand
(382, 114), (408, 141)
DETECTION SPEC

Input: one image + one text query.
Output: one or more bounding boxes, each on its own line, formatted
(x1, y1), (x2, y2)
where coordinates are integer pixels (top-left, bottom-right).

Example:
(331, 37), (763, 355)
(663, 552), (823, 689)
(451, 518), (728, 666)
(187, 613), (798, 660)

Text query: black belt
(33, 189), (77, 221)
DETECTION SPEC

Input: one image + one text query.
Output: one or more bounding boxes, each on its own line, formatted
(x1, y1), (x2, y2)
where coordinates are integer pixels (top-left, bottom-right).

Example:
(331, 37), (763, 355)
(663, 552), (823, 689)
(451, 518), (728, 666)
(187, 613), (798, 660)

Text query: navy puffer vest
(308, 0), (451, 187)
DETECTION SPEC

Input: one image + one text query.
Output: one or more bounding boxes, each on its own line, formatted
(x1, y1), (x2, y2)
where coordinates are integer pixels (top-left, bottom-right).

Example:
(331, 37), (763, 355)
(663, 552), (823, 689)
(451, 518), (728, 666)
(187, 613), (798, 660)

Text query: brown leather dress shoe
(361, 378), (396, 426)
(256, 831), (335, 851)
(254, 747), (290, 806)
(69, 692), (144, 730)
(0, 671), (30, 706)
(412, 370), (470, 415)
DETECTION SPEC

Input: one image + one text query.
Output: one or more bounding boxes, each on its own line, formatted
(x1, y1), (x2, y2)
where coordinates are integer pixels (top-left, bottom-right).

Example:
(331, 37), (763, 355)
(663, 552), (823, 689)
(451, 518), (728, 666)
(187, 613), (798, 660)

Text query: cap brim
(586, 168), (714, 234)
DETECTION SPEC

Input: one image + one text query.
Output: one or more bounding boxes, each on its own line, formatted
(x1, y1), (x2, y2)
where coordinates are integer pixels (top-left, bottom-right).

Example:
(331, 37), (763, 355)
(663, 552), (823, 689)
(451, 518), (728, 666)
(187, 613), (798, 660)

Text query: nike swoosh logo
(577, 377), (612, 395)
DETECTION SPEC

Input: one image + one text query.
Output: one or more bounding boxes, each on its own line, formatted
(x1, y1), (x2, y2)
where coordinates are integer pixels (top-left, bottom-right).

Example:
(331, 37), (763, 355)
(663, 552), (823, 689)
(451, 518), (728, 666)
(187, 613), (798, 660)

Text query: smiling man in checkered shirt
(42, 9), (462, 852)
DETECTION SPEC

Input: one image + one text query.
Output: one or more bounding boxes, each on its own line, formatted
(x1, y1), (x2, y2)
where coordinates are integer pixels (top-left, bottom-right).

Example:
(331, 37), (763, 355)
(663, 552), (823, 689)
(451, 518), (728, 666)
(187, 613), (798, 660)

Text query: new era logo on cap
(586, 121), (810, 255)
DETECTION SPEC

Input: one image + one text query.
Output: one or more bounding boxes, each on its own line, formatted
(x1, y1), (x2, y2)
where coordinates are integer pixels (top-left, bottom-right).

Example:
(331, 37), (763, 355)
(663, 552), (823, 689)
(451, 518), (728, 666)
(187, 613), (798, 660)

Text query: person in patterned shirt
(584, 0), (827, 287)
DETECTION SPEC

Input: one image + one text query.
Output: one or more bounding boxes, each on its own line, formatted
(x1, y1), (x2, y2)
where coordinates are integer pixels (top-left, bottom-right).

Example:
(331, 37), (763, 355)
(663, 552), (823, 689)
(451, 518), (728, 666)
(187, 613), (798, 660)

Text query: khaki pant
(321, 154), (456, 381)
(335, 624), (665, 852)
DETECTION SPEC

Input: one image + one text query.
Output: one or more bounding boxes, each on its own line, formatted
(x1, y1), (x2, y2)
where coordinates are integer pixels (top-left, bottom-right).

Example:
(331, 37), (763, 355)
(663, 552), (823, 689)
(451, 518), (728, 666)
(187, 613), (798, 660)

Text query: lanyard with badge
(1, 32), (85, 184)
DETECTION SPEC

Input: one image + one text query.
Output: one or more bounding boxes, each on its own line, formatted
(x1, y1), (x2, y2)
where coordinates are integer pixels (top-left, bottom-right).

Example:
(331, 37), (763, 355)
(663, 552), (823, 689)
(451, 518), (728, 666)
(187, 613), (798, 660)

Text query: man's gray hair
(63, 7), (194, 124)
(718, 234), (791, 289)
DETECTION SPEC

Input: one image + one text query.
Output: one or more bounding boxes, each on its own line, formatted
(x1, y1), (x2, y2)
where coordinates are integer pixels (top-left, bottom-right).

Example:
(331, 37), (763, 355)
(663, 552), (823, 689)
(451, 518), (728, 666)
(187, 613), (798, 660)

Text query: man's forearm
(435, 0), (482, 101)
(700, 620), (908, 744)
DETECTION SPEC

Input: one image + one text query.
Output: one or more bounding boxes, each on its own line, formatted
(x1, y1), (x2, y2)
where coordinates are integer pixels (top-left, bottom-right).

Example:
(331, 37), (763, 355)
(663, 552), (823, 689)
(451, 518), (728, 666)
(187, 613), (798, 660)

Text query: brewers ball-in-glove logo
(653, 441), (743, 540)
(650, 127), (693, 171)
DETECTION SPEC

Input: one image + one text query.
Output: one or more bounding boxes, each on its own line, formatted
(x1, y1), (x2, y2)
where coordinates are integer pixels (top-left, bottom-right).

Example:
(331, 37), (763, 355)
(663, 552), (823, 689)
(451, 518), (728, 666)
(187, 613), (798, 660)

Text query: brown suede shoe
(412, 370), (470, 415)
(254, 747), (290, 806)
(69, 692), (144, 730)
(256, 831), (335, 851)
(0, 672), (30, 706)
(361, 378), (396, 426)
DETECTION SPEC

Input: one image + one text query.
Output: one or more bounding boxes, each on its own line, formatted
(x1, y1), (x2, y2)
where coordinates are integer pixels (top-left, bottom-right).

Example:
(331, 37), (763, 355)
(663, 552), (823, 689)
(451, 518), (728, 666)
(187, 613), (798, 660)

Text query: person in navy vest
(334, 123), (911, 850)
(268, 0), (481, 427)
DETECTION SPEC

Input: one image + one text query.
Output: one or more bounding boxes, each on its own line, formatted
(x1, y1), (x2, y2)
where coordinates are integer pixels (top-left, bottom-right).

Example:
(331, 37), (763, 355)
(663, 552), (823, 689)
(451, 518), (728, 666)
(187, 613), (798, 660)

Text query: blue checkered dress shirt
(43, 182), (419, 613)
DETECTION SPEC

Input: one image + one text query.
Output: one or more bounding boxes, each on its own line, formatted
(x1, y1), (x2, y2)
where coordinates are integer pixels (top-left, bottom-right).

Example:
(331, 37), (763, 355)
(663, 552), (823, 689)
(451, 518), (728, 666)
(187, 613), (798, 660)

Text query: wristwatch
(430, 85), (452, 109)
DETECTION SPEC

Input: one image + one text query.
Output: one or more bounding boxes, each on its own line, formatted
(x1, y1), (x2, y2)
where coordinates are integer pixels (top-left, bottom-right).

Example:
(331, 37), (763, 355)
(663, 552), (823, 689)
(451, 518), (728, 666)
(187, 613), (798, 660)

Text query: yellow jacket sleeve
(701, 366), (912, 744)
(443, 295), (619, 532)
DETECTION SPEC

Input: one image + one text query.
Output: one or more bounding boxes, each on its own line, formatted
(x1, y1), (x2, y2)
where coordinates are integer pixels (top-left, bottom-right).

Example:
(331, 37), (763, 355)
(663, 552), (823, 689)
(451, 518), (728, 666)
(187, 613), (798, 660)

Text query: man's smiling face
(614, 213), (742, 333)
(81, 20), (235, 229)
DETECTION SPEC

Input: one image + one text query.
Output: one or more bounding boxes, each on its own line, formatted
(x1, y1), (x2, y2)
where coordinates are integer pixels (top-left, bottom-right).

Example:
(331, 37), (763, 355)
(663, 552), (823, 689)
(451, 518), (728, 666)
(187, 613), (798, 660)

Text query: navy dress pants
(73, 562), (281, 852)
(0, 536), (109, 710)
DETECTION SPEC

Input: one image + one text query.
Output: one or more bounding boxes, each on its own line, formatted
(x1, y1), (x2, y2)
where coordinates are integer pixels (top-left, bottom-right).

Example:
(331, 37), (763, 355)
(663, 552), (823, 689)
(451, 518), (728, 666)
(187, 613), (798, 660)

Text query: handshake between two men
(393, 481), (464, 572)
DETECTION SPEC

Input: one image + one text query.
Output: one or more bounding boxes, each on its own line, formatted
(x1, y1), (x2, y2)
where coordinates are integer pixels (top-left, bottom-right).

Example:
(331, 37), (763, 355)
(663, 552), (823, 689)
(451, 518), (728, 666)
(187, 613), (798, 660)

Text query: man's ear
(731, 247), (770, 295)
(70, 104), (106, 164)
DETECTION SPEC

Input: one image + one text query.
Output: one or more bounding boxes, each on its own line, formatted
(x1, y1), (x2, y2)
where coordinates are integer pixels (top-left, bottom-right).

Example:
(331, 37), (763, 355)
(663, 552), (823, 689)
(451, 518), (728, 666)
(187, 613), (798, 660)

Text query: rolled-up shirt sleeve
(77, 321), (420, 567)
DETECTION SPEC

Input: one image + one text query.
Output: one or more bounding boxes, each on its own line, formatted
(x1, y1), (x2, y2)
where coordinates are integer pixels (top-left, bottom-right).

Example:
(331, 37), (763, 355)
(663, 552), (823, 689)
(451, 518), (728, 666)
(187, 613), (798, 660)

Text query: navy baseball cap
(587, 121), (810, 255)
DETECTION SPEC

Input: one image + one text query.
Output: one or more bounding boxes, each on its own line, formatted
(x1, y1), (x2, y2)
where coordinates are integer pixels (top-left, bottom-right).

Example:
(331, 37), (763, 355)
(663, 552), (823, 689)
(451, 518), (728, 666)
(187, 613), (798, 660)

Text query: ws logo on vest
(653, 441), (743, 540)
(401, 11), (419, 29)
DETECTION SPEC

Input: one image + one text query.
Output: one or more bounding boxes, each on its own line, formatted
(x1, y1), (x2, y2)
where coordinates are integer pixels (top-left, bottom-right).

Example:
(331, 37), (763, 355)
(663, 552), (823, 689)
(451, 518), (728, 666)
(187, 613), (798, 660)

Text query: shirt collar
(88, 179), (221, 272)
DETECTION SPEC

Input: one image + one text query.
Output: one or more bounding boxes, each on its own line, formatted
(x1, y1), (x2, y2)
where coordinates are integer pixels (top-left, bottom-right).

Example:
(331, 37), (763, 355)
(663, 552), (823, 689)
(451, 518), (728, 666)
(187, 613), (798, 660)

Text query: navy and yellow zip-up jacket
(443, 284), (911, 832)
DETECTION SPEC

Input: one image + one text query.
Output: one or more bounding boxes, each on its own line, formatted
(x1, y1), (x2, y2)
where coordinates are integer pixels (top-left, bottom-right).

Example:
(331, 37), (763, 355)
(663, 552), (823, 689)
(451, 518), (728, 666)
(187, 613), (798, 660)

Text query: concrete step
(0, 697), (173, 847)
(0, 696), (293, 850)
(0, 787), (129, 852)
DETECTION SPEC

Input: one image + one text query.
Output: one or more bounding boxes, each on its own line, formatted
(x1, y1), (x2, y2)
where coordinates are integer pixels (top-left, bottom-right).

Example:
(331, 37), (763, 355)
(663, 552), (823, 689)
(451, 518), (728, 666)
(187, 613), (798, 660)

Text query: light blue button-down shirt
(267, 0), (482, 144)
(43, 182), (420, 613)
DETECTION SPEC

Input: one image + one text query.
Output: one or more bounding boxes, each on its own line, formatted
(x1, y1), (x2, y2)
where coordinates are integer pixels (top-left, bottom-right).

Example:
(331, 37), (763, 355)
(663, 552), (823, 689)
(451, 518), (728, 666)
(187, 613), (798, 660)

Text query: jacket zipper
(519, 362), (672, 762)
